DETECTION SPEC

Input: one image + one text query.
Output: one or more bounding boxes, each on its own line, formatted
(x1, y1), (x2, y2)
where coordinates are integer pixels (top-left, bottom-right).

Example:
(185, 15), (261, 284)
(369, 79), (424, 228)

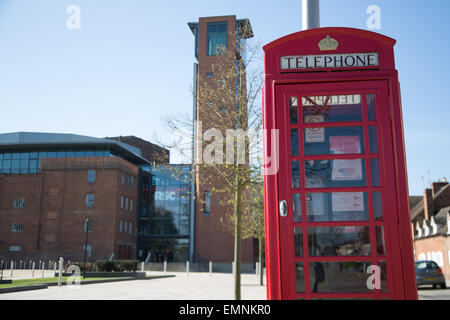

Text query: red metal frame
(262, 27), (417, 300)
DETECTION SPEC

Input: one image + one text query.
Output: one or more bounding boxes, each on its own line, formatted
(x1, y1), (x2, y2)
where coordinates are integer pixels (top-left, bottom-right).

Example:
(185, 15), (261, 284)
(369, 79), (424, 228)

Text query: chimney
(431, 181), (448, 197)
(423, 188), (433, 220)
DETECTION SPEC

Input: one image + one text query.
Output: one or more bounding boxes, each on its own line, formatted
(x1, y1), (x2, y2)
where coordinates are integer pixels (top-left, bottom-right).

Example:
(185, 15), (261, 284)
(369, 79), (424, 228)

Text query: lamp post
(83, 218), (92, 279)
(302, 0), (320, 30)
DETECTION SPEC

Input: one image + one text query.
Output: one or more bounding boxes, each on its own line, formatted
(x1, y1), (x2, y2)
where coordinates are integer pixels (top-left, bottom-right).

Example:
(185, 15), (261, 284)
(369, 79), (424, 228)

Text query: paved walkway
(0, 271), (267, 300)
(2, 271), (448, 300)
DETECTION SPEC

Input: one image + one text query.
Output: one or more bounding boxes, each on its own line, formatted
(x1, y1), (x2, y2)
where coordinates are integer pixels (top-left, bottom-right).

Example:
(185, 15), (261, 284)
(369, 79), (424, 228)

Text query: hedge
(94, 260), (138, 272)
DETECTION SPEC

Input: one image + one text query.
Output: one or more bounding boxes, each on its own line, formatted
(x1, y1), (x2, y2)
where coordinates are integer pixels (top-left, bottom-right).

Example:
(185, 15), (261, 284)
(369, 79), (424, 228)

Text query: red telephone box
(262, 27), (417, 300)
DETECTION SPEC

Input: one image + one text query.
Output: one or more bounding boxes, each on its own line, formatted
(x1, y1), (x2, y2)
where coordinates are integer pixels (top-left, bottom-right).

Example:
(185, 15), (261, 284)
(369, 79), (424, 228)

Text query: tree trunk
(233, 180), (242, 300)
(258, 236), (264, 286)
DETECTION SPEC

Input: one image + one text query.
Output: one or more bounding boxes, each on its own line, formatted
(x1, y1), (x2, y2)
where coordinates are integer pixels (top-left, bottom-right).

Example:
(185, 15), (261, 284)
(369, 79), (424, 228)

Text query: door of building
(276, 80), (401, 300)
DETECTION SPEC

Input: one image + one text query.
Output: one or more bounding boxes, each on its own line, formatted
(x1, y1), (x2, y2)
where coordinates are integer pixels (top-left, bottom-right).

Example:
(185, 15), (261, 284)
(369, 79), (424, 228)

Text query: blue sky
(0, 0), (449, 195)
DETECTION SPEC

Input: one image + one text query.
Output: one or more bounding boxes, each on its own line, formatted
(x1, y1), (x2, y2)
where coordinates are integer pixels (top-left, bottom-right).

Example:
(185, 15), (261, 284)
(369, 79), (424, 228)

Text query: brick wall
(414, 236), (450, 280)
(0, 156), (139, 263)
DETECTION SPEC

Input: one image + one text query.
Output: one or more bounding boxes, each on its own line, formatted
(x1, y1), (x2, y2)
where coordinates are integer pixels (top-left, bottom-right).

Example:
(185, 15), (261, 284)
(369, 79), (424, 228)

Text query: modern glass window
(139, 165), (192, 262)
(207, 22), (227, 56)
(85, 193), (95, 208)
(0, 149), (111, 174)
(87, 170), (96, 183)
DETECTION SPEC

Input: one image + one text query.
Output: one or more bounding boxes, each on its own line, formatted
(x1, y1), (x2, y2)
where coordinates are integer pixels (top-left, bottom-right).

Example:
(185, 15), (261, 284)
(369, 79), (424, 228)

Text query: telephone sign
(262, 27), (417, 300)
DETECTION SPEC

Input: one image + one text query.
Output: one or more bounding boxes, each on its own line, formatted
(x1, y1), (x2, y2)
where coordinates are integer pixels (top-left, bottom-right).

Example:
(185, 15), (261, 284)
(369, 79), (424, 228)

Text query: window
(83, 244), (92, 257)
(204, 191), (211, 215)
(13, 199), (25, 208)
(207, 22), (227, 56)
(119, 220), (123, 233)
(11, 223), (23, 232)
(129, 222), (133, 234)
(84, 219), (93, 232)
(206, 72), (213, 78)
(9, 246), (21, 252)
(131, 176), (134, 186)
(120, 195), (124, 209)
(130, 198), (133, 212)
(87, 170), (96, 183)
(125, 197), (129, 210)
(121, 174), (125, 184)
(124, 221), (128, 233)
(85, 193), (95, 208)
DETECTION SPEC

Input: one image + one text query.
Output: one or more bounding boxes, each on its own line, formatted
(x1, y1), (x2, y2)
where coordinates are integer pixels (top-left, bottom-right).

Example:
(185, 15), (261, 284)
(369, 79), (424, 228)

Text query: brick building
(188, 15), (255, 270)
(410, 180), (450, 280)
(0, 132), (153, 263)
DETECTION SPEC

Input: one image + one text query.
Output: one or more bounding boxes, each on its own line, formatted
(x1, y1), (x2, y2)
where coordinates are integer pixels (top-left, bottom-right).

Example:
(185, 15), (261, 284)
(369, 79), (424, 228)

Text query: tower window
(203, 191), (211, 215)
(207, 22), (227, 56)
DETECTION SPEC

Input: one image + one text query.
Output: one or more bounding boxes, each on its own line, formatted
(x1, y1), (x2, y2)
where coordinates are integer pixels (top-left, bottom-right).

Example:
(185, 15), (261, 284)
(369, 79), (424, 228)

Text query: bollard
(53, 261), (57, 276)
(20, 260), (22, 270)
(209, 261), (213, 277)
(42, 262), (45, 278)
(58, 257), (63, 287)
(10, 261), (14, 278)
(32, 261), (35, 277)
(256, 262), (259, 278)
(163, 261), (167, 274)
(186, 261), (189, 276)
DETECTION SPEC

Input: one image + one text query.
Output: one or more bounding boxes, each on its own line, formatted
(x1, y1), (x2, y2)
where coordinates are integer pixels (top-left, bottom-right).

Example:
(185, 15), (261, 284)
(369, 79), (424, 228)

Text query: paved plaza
(1, 270), (449, 300)
(0, 271), (267, 300)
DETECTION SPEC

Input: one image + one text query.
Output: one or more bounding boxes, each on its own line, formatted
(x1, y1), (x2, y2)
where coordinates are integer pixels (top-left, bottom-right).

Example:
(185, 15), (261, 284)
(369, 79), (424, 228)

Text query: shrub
(94, 260), (138, 272)
(94, 260), (115, 272)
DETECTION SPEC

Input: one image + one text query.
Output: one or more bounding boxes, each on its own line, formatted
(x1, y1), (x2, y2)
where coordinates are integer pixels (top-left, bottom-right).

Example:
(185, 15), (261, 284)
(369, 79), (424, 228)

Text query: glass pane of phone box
(306, 192), (368, 222)
(302, 94), (362, 123)
(305, 159), (366, 188)
(304, 127), (364, 155)
(310, 261), (375, 293)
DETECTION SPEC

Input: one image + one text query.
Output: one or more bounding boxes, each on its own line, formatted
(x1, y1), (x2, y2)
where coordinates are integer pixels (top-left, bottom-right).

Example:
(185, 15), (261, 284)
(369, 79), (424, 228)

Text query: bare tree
(159, 26), (263, 300)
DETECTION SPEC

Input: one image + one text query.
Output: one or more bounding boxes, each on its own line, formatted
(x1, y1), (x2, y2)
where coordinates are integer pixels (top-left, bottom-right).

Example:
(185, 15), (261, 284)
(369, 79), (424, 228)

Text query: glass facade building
(0, 149), (112, 174)
(137, 165), (192, 262)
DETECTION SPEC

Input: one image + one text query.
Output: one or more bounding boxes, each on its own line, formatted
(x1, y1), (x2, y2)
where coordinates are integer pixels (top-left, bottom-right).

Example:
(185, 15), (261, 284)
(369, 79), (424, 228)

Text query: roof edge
(264, 27), (396, 52)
